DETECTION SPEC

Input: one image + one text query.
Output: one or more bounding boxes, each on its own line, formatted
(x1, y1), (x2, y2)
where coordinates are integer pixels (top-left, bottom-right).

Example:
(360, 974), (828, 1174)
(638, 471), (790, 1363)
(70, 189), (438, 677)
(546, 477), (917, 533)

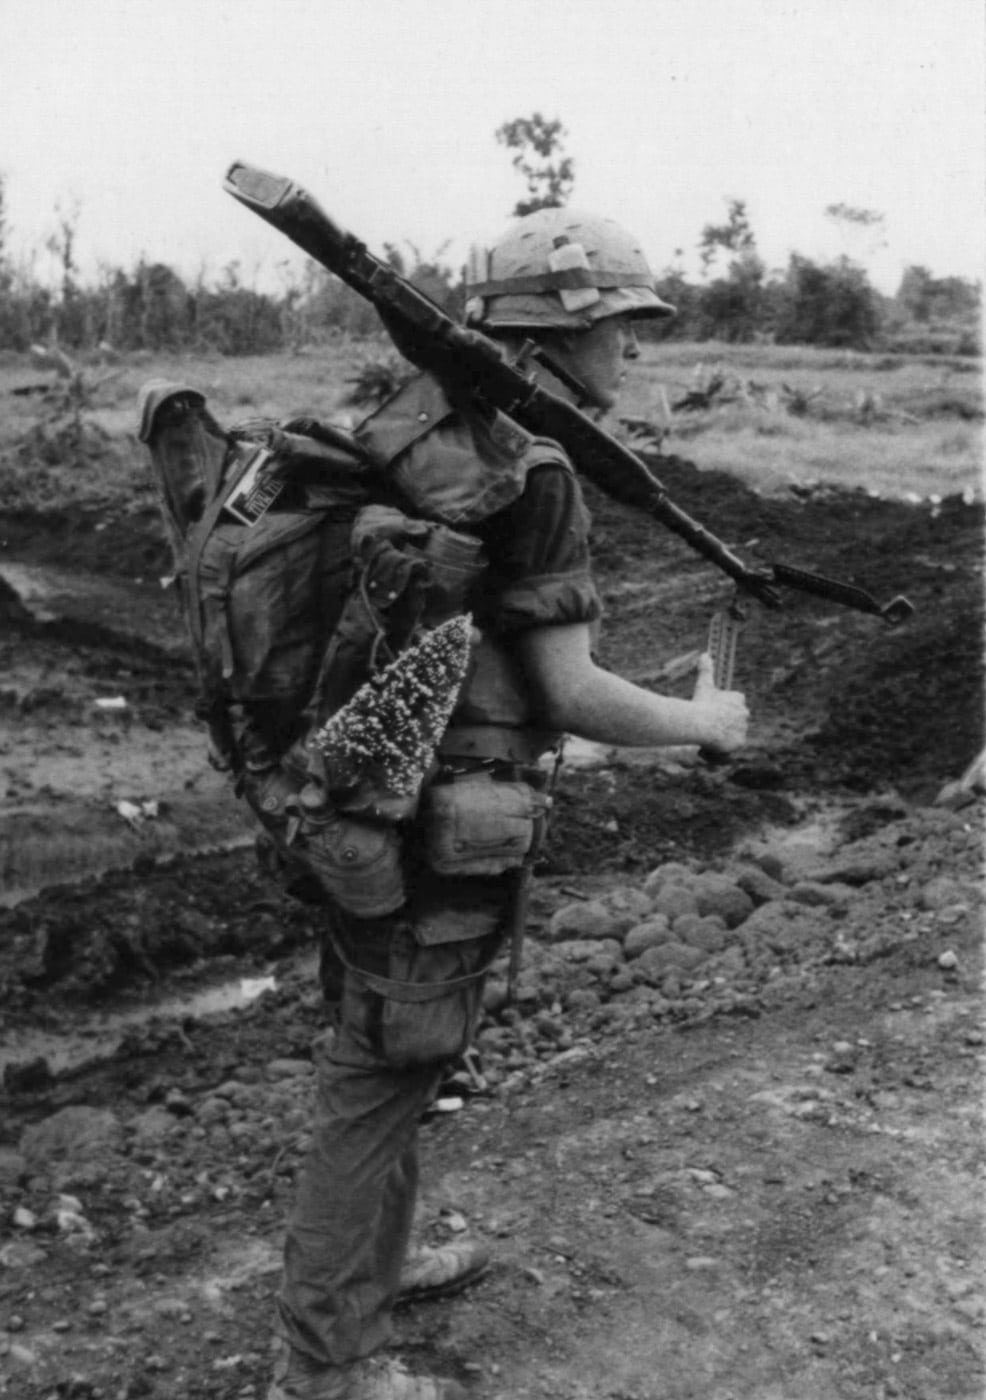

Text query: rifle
(222, 161), (914, 638)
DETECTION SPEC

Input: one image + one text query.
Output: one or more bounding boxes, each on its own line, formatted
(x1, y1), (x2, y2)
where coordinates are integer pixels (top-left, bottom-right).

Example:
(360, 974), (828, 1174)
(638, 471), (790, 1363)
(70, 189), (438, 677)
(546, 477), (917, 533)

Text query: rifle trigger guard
(747, 574), (783, 609)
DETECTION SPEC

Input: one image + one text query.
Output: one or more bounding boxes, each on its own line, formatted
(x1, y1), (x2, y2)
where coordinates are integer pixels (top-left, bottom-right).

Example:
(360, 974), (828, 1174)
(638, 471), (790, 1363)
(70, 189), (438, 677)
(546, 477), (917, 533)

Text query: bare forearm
(517, 623), (749, 753)
(544, 664), (725, 748)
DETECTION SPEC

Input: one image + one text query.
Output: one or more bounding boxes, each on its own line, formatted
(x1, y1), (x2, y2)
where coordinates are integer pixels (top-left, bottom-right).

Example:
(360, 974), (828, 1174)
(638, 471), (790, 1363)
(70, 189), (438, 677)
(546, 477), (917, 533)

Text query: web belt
(437, 725), (559, 766)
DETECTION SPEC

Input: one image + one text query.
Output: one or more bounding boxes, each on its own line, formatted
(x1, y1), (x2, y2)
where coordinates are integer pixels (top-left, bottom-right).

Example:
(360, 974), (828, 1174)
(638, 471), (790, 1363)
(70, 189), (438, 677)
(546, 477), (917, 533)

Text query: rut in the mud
(0, 449), (981, 1010)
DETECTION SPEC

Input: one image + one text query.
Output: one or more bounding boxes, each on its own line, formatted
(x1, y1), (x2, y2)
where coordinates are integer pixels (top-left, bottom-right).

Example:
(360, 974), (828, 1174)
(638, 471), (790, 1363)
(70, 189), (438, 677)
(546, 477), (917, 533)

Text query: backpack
(139, 379), (501, 915)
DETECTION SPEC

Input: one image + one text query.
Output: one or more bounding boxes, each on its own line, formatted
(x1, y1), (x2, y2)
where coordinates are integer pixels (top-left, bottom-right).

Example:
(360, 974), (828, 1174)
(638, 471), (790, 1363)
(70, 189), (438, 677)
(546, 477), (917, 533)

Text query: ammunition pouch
(420, 770), (548, 877)
(241, 764), (405, 919)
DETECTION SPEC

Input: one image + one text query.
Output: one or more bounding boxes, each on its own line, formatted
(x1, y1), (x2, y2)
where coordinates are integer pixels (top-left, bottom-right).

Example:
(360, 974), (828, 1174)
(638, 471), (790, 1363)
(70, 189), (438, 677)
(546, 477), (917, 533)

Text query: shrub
(774, 255), (880, 350)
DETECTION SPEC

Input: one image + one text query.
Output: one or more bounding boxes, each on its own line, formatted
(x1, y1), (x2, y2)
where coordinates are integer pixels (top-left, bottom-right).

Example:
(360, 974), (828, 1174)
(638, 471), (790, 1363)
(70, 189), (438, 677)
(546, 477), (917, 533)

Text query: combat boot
(396, 1240), (490, 1304)
(268, 1348), (466, 1400)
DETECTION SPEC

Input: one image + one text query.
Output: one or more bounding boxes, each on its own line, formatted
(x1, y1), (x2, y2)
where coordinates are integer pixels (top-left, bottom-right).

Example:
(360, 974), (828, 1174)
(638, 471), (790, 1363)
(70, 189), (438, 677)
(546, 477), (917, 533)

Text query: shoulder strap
(353, 374), (458, 466)
(183, 442), (262, 666)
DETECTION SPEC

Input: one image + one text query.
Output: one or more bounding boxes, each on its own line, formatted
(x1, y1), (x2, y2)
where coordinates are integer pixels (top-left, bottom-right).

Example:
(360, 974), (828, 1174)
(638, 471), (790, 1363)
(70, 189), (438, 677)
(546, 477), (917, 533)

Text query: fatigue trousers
(275, 874), (510, 1369)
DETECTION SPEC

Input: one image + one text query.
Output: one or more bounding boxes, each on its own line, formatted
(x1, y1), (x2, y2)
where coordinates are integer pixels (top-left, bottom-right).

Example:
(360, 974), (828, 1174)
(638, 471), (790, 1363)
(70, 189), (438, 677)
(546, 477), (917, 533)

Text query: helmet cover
(466, 208), (675, 330)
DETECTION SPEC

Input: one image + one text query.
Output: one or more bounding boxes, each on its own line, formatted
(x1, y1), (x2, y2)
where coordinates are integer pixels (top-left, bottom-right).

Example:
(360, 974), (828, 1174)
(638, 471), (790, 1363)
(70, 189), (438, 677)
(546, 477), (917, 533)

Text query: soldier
(269, 209), (749, 1400)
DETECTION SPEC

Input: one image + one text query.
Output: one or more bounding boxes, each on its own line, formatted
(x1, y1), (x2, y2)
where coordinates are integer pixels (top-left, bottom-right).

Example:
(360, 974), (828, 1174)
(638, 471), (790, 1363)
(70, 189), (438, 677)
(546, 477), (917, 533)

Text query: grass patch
(680, 419), (980, 500)
(621, 343), (983, 502)
(0, 340), (981, 516)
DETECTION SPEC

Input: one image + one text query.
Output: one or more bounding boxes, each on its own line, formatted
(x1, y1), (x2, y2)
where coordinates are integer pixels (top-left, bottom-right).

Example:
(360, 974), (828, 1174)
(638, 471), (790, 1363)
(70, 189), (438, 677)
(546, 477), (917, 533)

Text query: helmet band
(466, 268), (652, 298)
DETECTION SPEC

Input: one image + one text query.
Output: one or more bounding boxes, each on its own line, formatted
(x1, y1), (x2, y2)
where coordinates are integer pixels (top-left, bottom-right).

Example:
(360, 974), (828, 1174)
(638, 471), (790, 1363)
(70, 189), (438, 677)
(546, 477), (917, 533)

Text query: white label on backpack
(223, 447), (284, 525)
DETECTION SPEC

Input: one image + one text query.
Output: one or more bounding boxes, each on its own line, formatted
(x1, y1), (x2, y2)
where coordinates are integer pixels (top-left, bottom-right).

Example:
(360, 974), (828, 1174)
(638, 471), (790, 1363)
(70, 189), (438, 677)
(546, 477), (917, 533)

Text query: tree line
(0, 139), (979, 359)
(647, 201), (980, 354)
(492, 116), (980, 357)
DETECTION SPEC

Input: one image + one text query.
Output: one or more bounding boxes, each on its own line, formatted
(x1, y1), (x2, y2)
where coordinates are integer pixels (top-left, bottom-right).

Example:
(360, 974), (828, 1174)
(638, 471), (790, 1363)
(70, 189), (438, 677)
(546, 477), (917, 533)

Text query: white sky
(2, 0), (983, 296)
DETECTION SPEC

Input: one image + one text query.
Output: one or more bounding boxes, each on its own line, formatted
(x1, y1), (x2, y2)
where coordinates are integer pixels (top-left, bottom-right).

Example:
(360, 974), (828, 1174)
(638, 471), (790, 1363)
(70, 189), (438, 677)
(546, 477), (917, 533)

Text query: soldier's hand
(691, 651), (749, 755)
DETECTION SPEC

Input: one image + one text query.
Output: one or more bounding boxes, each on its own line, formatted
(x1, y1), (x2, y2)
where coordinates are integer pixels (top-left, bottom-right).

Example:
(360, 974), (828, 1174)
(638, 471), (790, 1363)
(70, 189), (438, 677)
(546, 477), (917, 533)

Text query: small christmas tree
(312, 614), (473, 813)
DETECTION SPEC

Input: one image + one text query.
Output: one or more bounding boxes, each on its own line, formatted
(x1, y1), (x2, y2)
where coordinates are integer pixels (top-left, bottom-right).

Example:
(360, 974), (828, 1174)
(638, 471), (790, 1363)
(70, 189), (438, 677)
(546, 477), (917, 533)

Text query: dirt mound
(1, 450), (981, 934)
(0, 454), (981, 1011)
(1, 503), (172, 583)
(585, 452), (984, 801)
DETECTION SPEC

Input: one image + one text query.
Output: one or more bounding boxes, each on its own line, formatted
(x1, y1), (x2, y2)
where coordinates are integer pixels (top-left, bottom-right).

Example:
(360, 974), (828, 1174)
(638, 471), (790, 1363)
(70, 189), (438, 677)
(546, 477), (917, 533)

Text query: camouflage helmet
(465, 207), (675, 332)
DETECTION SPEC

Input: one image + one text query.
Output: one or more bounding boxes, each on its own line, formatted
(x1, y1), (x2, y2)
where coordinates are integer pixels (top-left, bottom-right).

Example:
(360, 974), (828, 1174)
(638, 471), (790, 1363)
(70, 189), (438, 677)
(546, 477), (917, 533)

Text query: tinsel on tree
(313, 613), (473, 804)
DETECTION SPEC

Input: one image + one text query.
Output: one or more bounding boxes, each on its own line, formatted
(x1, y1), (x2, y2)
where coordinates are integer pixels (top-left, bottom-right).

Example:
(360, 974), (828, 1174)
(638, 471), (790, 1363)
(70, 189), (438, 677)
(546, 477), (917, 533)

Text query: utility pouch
(386, 923), (497, 1066)
(420, 772), (546, 877)
(242, 765), (405, 918)
(294, 804), (405, 919)
(333, 898), (505, 1068)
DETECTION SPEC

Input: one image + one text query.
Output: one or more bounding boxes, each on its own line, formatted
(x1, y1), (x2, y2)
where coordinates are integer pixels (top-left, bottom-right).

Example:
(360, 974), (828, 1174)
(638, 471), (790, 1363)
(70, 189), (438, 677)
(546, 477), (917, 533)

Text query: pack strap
(183, 441), (268, 773)
(184, 441), (258, 661)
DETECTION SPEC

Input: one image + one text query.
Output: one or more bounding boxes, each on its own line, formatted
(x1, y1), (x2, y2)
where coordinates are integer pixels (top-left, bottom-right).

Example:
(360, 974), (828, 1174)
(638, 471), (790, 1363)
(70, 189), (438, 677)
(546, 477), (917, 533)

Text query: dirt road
(0, 446), (983, 1398)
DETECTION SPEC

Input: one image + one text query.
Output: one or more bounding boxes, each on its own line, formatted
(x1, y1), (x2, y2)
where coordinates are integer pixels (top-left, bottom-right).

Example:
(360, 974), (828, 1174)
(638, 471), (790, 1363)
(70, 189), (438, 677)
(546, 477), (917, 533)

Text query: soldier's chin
(581, 387), (618, 417)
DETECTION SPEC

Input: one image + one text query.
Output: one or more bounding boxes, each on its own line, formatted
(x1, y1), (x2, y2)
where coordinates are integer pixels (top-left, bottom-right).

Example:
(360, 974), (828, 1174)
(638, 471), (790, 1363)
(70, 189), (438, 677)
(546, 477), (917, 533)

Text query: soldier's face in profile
(549, 315), (639, 413)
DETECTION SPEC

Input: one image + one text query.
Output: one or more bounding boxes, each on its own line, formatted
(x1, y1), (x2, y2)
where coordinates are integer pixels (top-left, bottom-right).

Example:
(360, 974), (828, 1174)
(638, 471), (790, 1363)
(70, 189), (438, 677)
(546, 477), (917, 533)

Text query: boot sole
(394, 1260), (490, 1306)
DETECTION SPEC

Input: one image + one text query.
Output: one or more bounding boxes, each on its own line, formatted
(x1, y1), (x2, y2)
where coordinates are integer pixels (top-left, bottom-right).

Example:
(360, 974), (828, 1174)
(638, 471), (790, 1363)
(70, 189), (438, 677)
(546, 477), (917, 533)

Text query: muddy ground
(0, 431), (983, 1399)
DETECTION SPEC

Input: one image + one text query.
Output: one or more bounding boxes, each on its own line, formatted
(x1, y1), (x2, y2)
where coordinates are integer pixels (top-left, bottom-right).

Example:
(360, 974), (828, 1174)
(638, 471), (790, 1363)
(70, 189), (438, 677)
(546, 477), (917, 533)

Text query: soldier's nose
(621, 326), (640, 361)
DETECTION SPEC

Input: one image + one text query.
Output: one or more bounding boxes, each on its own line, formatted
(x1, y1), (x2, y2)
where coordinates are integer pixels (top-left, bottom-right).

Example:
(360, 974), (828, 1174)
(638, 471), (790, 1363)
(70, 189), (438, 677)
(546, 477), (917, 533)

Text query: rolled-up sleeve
(477, 463), (601, 634)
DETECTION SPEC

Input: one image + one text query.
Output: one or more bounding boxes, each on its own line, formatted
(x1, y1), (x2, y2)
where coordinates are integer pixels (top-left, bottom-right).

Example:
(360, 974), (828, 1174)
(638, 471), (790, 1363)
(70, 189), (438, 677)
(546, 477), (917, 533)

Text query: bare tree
(824, 203), (887, 260)
(495, 113), (575, 216)
(699, 199), (757, 274)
